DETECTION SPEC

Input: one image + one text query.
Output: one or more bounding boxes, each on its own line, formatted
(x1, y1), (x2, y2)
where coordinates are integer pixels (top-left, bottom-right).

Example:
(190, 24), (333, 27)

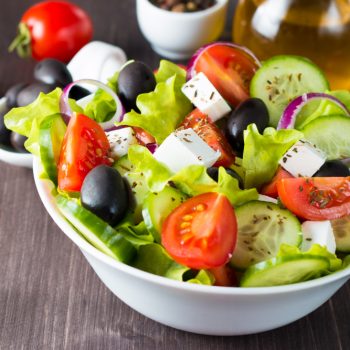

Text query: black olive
(314, 160), (350, 177)
(118, 61), (156, 112)
(226, 98), (269, 155)
(207, 166), (244, 189)
(0, 108), (11, 146)
(16, 82), (56, 107)
(69, 86), (91, 100)
(34, 58), (73, 87)
(5, 83), (28, 108)
(10, 132), (28, 153)
(81, 165), (129, 226)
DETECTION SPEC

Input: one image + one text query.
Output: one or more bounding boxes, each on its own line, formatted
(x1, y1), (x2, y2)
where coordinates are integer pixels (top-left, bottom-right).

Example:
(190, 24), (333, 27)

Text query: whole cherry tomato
(10, 1), (93, 62)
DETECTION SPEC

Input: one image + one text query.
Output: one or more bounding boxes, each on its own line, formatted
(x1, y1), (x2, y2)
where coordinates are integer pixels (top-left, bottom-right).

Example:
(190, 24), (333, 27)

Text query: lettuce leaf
(296, 90), (350, 129)
(4, 88), (63, 137)
(83, 89), (116, 123)
(278, 244), (342, 272)
(115, 220), (154, 248)
(243, 124), (303, 189)
(132, 243), (214, 285)
(127, 145), (257, 206)
(119, 60), (192, 144)
(128, 145), (172, 192)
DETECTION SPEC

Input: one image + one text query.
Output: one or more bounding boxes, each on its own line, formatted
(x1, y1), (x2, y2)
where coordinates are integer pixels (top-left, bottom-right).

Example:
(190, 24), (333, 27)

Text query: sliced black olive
(314, 160), (350, 177)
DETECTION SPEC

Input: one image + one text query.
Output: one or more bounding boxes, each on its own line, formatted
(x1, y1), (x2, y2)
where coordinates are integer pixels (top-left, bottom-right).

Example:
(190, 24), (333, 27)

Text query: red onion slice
(277, 92), (350, 130)
(59, 79), (125, 130)
(145, 142), (158, 154)
(186, 42), (261, 81)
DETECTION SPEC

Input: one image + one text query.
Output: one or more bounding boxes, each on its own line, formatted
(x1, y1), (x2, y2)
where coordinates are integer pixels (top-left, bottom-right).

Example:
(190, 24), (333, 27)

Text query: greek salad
(5, 42), (350, 287)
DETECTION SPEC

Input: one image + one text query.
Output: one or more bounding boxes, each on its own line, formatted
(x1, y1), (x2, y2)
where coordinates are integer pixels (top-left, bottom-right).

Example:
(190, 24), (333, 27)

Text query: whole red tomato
(10, 1), (93, 62)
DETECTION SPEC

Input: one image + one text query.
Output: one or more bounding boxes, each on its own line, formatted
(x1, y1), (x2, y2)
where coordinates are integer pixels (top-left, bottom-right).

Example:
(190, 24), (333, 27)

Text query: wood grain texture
(0, 1), (349, 349)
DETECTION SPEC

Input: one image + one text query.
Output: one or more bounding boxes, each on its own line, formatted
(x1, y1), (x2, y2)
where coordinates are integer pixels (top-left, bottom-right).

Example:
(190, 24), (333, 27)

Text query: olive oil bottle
(233, 0), (350, 90)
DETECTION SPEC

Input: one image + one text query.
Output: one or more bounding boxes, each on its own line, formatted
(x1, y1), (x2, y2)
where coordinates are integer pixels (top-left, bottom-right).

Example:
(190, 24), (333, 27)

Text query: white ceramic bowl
(0, 146), (32, 168)
(33, 157), (350, 335)
(136, 0), (228, 60)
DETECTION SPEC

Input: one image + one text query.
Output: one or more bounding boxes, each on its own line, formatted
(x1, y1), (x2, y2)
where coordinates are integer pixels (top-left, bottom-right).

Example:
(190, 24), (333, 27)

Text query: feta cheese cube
(106, 127), (138, 159)
(154, 128), (221, 173)
(301, 220), (336, 254)
(258, 194), (278, 204)
(181, 72), (231, 122)
(279, 139), (326, 177)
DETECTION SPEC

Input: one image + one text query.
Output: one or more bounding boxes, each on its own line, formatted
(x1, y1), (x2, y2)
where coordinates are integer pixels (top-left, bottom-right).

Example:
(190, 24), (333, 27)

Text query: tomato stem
(8, 23), (31, 58)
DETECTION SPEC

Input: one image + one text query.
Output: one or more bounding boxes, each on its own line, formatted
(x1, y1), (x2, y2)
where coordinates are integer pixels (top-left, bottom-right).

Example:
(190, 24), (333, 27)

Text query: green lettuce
(128, 145), (172, 192)
(132, 244), (214, 285)
(127, 145), (258, 206)
(296, 90), (350, 129)
(278, 244), (342, 272)
(115, 220), (154, 249)
(243, 124), (303, 189)
(4, 88), (83, 155)
(83, 89), (116, 123)
(171, 165), (258, 206)
(119, 60), (192, 144)
(4, 88), (63, 137)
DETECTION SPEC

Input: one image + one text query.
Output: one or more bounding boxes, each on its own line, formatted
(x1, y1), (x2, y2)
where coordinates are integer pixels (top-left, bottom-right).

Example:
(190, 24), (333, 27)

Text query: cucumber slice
(250, 55), (329, 127)
(331, 215), (350, 253)
(142, 186), (187, 243)
(56, 195), (136, 263)
(113, 155), (148, 222)
(113, 155), (135, 176)
(230, 201), (302, 270)
(39, 114), (66, 184)
(240, 255), (330, 287)
(301, 115), (350, 160)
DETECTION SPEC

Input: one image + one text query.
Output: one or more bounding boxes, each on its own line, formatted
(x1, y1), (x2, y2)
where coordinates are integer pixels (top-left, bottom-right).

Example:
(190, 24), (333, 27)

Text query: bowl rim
(138, 0), (228, 19)
(33, 157), (350, 296)
(0, 144), (33, 167)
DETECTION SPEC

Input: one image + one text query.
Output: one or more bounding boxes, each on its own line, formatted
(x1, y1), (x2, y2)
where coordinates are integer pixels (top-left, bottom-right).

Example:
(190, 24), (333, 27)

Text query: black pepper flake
(132, 182), (137, 188)
(183, 137), (192, 143)
(209, 91), (215, 100)
(267, 80), (272, 84)
(286, 154), (292, 158)
(171, 197), (175, 201)
(306, 238), (312, 241)
(267, 205), (273, 210)
(298, 73), (302, 81)
(292, 148), (298, 153)
(282, 156), (288, 163)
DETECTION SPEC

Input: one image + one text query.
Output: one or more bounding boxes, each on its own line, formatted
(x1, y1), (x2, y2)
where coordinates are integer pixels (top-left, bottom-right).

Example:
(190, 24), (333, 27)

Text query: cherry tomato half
(58, 114), (111, 192)
(261, 167), (293, 198)
(193, 44), (259, 107)
(277, 177), (350, 220)
(162, 192), (237, 270)
(15, 1), (93, 62)
(180, 109), (235, 167)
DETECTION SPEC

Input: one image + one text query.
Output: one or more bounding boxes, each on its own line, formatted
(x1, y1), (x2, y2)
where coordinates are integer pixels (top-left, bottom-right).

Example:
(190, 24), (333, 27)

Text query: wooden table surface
(1, 1), (350, 349)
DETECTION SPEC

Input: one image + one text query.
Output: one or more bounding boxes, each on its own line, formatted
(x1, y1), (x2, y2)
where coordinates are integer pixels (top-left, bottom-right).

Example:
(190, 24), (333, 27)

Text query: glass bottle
(233, 0), (350, 90)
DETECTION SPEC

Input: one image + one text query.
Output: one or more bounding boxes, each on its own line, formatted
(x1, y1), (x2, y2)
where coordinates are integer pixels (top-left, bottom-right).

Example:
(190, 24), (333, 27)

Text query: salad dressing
(233, 0), (350, 90)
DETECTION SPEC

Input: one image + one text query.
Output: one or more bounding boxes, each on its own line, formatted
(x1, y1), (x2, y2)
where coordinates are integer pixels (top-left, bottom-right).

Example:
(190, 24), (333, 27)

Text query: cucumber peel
(56, 195), (136, 263)
(230, 201), (302, 270)
(301, 115), (350, 160)
(240, 255), (330, 287)
(250, 55), (329, 127)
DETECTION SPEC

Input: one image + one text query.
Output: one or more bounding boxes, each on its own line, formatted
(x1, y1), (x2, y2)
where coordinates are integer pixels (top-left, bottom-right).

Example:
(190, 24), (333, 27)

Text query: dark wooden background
(1, 1), (350, 349)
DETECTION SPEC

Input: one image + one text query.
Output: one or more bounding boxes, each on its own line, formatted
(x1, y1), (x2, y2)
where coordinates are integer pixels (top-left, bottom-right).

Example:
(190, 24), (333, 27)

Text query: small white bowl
(33, 157), (350, 336)
(0, 146), (32, 168)
(0, 97), (32, 168)
(136, 0), (228, 60)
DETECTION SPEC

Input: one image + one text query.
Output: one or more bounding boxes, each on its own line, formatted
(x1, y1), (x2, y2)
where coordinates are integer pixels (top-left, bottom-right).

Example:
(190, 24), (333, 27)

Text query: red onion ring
(277, 92), (350, 130)
(186, 42), (261, 81)
(59, 79), (125, 130)
(145, 142), (158, 154)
